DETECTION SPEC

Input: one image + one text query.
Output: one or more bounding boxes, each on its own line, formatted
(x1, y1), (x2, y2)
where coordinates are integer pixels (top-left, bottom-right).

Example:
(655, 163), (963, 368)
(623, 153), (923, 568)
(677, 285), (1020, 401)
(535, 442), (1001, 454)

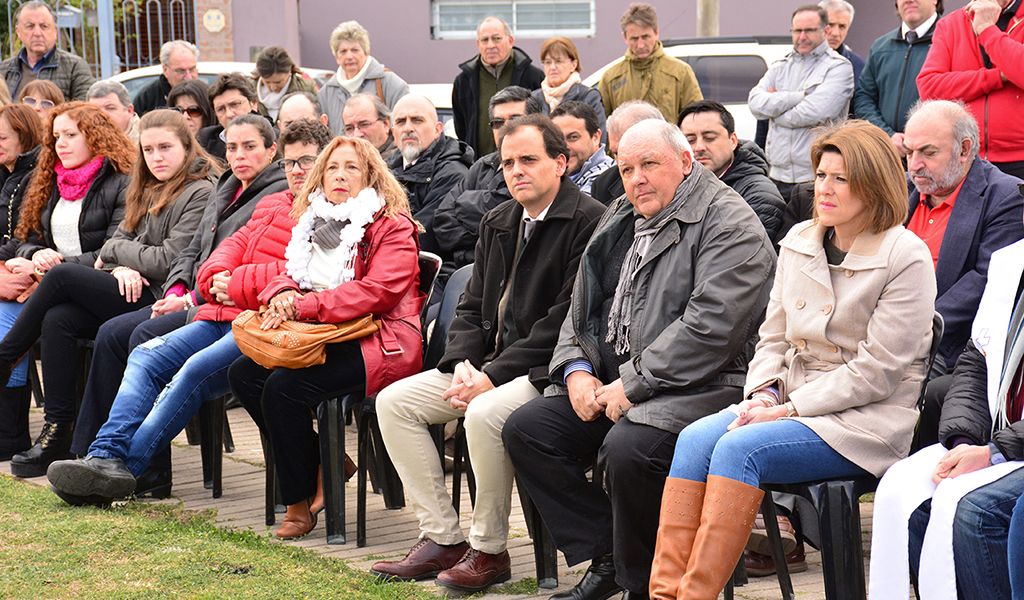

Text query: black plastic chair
(741, 312), (945, 600)
(263, 251), (443, 544)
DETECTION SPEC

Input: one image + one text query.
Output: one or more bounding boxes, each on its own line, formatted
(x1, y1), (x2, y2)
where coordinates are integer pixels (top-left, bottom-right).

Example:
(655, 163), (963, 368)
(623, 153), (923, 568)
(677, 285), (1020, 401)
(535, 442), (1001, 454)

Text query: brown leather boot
(649, 478), (706, 600)
(275, 498), (317, 539)
(677, 475), (764, 600)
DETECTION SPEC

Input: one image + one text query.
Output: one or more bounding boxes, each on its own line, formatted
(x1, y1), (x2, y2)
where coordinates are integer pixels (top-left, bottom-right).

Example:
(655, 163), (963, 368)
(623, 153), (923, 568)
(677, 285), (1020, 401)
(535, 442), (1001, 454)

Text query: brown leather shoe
(747, 513), (798, 555)
(275, 499), (317, 540)
(436, 548), (511, 593)
(371, 538), (470, 581)
(744, 540), (808, 577)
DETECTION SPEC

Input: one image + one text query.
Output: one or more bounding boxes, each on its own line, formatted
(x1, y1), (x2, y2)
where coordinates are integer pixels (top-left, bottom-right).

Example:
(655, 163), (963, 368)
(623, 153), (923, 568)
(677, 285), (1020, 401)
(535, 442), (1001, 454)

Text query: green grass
(0, 474), (437, 600)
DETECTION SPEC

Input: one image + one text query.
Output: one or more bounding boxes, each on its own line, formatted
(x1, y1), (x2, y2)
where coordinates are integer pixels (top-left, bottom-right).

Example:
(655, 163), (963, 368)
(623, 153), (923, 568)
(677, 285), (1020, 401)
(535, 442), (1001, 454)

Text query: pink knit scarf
(54, 156), (105, 201)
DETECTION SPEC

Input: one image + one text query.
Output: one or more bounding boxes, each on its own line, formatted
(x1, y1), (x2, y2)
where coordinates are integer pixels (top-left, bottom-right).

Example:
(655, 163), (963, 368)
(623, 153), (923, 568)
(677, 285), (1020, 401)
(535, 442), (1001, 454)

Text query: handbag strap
(4, 178), (22, 243)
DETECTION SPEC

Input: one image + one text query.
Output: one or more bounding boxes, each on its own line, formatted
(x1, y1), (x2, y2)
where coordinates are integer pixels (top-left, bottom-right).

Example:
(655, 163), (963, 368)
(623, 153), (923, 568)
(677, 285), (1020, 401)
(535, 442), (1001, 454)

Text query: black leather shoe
(47, 456), (137, 503)
(10, 421), (73, 478)
(135, 466), (172, 499)
(550, 554), (622, 600)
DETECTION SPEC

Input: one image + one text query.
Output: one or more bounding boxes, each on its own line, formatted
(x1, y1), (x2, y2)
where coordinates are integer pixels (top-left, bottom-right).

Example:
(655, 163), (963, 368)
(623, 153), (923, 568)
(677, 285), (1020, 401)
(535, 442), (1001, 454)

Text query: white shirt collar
(901, 12), (938, 39)
(524, 203), (551, 223)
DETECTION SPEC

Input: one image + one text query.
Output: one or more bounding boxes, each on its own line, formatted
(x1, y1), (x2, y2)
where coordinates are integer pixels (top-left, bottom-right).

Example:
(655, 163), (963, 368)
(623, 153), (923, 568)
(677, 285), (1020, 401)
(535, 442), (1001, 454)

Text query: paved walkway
(3, 404), (875, 599)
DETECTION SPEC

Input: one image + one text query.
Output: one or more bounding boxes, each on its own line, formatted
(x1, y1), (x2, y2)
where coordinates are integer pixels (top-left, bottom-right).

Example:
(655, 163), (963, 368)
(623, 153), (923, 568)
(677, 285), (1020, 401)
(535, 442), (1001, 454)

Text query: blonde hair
(810, 120), (908, 233)
(330, 20), (371, 55)
(291, 136), (410, 221)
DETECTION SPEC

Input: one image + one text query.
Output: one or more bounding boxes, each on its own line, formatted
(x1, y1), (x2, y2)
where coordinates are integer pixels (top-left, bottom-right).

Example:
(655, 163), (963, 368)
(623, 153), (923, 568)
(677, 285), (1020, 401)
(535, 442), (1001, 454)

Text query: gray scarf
(311, 217), (349, 250)
(606, 165), (705, 355)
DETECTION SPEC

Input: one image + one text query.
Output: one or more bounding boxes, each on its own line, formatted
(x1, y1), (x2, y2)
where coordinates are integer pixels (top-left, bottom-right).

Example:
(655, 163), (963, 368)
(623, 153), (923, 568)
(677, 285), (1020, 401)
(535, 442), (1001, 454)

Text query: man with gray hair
(901, 99), (1024, 447)
(820, 0), (864, 88)
(87, 80), (140, 143)
(389, 94), (474, 253)
(590, 99), (665, 205)
(504, 119), (776, 599)
(133, 40), (199, 115)
(276, 91), (330, 133)
(342, 93), (397, 162)
(452, 16), (543, 157)
(0, 0), (94, 100)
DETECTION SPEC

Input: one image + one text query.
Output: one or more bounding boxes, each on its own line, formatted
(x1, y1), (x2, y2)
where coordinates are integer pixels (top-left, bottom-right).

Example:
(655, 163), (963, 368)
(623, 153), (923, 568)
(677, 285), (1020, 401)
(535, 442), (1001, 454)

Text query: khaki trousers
(376, 368), (537, 553)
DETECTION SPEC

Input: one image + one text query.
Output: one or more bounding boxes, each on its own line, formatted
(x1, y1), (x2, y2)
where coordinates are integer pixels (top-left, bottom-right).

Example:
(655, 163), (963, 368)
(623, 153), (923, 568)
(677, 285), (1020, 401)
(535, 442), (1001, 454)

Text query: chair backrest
(918, 311), (945, 410)
(417, 251), (443, 321)
(423, 263), (474, 370)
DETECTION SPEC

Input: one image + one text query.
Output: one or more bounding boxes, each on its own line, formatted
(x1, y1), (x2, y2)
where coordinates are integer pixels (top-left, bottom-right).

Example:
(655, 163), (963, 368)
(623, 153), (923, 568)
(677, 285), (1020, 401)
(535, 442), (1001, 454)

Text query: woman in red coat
(230, 136), (423, 539)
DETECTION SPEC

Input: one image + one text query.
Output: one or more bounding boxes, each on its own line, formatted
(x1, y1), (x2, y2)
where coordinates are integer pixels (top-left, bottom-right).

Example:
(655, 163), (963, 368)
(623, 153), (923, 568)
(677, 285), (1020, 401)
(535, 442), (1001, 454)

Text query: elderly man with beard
(903, 99), (1024, 448)
(389, 94), (475, 254)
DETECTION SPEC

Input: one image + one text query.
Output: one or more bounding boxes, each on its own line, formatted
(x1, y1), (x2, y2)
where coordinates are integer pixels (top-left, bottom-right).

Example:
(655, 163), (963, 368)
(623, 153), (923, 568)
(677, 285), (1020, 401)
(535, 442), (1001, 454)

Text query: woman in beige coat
(648, 120), (937, 600)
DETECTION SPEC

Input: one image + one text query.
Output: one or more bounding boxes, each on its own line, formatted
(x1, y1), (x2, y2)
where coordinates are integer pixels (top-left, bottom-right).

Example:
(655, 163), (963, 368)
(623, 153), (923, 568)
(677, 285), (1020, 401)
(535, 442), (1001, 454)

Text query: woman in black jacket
(0, 103), (43, 461)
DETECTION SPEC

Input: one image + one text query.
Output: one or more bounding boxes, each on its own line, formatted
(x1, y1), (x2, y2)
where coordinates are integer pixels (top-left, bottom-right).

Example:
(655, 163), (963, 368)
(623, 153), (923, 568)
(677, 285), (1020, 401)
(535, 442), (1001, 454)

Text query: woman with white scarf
(318, 20), (410, 136)
(531, 36), (606, 136)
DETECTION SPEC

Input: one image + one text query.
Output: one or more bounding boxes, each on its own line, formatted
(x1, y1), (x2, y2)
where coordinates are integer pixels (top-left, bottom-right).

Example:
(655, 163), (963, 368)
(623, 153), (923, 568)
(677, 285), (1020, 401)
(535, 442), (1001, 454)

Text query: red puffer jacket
(194, 191), (296, 322)
(917, 5), (1024, 163)
(258, 209), (423, 397)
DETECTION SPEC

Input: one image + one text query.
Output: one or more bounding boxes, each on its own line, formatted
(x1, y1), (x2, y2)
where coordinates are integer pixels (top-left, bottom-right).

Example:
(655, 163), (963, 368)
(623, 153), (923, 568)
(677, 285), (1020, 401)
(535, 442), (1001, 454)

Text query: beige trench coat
(744, 221), (937, 476)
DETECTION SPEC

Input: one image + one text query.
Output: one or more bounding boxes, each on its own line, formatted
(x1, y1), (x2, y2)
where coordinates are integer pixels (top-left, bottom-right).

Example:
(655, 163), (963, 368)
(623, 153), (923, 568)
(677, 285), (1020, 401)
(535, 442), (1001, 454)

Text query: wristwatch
(784, 401), (798, 417)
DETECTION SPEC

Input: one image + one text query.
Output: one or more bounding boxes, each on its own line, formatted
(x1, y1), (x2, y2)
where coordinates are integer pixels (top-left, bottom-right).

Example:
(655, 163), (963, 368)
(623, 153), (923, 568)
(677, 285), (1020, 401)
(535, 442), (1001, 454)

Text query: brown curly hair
(16, 102), (135, 240)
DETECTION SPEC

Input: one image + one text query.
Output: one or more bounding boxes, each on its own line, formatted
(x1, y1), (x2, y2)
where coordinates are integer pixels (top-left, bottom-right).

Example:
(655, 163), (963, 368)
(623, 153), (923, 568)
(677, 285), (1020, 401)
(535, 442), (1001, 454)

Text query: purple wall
(231, 0), (970, 83)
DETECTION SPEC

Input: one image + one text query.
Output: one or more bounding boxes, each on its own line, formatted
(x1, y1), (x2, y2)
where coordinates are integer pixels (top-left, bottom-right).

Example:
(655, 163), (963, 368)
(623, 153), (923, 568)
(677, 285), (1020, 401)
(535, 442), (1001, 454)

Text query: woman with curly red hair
(0, 102), (136, 476)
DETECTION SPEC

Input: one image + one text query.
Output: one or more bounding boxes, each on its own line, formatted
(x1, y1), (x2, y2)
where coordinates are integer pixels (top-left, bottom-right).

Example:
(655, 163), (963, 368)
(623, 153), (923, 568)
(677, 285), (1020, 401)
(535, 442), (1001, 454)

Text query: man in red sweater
(917, 0), (1024, 179)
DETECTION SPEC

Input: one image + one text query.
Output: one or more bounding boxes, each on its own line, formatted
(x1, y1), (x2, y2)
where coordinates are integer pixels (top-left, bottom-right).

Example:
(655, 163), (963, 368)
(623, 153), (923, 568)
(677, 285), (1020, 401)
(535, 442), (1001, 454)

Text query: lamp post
(697, 0), (720, 37)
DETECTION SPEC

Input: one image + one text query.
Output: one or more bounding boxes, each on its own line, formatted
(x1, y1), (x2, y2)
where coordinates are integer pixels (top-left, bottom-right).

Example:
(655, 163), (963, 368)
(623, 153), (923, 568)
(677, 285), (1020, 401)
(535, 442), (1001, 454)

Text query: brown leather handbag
(232, 309), (379, 370)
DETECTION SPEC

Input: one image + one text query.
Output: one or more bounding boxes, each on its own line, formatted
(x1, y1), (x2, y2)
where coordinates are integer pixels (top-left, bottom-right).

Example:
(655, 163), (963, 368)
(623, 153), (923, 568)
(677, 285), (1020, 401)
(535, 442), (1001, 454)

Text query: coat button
(482, 320), (492, 330)
(830, 344), (839, 353)
(844, 269), (854, 278)
(823, 304), (833, 315)
(795, 299), (806, 309)
(796, 339), (806, 350)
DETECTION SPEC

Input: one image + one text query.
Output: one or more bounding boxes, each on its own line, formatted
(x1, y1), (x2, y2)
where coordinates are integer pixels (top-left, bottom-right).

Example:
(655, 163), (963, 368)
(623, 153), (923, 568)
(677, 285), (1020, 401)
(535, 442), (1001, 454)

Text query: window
(683, 55), (768, 104)
(431, 1), (595, 39)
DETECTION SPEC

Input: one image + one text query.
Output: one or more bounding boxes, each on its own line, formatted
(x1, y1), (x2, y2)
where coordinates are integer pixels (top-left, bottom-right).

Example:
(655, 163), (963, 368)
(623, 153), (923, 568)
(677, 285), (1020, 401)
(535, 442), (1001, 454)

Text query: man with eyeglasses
(453, 16), (543, 157)
(433, 86), (541, 291)
(87, 80), (141, 143)
(0, 0), (94, 101)
(197, 73), (264, 163)
(133, 40), (200, 116)
(342, 93), (397, 162)
(748, 4), (854, 201)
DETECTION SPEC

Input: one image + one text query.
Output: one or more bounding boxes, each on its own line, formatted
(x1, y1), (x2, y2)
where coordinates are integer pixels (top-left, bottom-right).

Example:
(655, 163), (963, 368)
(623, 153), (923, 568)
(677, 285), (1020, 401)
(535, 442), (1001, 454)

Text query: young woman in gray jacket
(0, 109), (216, 478)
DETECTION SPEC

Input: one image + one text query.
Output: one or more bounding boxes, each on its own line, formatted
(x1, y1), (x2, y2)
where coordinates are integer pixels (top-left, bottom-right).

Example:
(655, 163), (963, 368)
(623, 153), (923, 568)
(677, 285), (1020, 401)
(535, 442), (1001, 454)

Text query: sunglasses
(488, 115), (525, 130)
(22, 96), (55, 109)
(170, 105), (204, 118)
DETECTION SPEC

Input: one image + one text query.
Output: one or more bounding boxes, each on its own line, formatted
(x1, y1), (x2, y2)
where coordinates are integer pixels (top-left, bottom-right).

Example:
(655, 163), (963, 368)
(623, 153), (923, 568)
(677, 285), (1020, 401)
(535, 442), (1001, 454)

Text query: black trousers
(230, 341), (366, 506)
(70, 306), (188, 455)
(911, 374), (954, 452)
(502, 394), (677, 594)
(0, 263), (157, 424)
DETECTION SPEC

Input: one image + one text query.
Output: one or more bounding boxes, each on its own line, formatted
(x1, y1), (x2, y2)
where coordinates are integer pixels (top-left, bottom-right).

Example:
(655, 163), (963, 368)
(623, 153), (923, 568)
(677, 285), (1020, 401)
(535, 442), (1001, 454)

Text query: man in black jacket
(452, 16), (543, 157)
(132, 40), (200, 115)
(388, 94), (474, 254)
(372, 115), (605, 593)
(198, 74), (261, 163)
(590, 100), (665, 205)
(432, 86), (541, 289)
(679, 100), (786, 241)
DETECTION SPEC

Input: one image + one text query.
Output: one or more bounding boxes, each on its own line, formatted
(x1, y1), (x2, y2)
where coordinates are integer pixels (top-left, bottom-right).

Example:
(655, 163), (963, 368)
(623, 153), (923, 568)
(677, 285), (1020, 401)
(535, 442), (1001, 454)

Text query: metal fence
(5, 0), (196, 74)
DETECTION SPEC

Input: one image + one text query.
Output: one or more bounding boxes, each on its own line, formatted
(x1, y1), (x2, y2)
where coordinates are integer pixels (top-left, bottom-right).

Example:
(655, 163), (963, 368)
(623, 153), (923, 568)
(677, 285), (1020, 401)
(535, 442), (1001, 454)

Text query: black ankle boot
(549, 554), (622, 600)
(10, 421), (74, 478)
(0, 385), (31, 461)
(136, 448), (172, 499)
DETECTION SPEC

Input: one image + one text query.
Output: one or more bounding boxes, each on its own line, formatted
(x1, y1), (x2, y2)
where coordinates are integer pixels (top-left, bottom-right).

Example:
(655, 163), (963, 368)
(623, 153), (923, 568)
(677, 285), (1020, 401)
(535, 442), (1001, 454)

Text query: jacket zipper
(893, 40), (914, 130)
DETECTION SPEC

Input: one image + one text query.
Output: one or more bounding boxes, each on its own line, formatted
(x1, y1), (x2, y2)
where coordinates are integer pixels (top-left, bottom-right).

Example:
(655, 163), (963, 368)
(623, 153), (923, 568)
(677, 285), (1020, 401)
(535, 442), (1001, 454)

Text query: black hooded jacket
(720, 140), (786, 241)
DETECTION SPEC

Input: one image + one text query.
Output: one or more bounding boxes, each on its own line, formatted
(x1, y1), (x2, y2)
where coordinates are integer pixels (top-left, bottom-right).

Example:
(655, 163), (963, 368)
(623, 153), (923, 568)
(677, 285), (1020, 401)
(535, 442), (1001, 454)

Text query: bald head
(903, 99), (978, 198)
(476, 16), (515, 67)
(617, 120), (694, 218)
(278, 92), (328, 132)
(606, 100), (665, 156)
(391, 94), (444, 163)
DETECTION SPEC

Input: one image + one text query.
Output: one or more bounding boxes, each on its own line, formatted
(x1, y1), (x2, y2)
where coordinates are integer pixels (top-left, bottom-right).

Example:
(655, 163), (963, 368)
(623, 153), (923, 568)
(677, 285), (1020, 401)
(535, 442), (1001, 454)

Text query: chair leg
(261, 433), (276, 526)
(184, 416), (201, 446)
(367, 412), (404, 509)
(222, 406), (235, 453)
(318, 398), (347, 545)
(356, 405), (370, 547)
(809, 481), (866, 600)
(761, 493), (795, 600)
(29, 346), (43, 408)
(199, 397), (224, 499)
(517, 477), (558, 589)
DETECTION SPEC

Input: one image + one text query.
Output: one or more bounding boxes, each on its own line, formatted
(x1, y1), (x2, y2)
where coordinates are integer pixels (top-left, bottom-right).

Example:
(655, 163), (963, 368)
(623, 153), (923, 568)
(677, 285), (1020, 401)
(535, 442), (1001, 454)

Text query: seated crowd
(2, 1), (1024, 599)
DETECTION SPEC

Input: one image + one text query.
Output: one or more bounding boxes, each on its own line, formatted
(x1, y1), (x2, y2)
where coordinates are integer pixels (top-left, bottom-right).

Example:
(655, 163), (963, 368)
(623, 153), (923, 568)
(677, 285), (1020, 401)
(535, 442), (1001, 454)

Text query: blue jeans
(0, 301), (29, 387)
(1010, 483), (1024, 599)
(88, 320), (239, 476)
(948, 467), (1024, 600)
(669, 410), (869, 486)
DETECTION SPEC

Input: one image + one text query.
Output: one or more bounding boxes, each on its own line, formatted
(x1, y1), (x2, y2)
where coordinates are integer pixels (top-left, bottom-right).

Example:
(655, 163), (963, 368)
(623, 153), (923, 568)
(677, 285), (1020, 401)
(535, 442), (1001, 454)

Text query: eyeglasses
(343, 119), (382, 135)
(170, 105), (204, 118)
(169, 66), (198, 78)
(488, 115), (524, 130)
(282, 156), (317, 171)
(22, 96), (54, 109)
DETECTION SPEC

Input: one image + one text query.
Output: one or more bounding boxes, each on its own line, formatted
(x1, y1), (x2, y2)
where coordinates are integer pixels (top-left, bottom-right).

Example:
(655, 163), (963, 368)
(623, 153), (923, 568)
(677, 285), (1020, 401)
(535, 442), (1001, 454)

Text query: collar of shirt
(921, 174), (967, 210)
(524, 202), (551, 224)
(19, 45), (56, 72)
(901, 12), (939, 39)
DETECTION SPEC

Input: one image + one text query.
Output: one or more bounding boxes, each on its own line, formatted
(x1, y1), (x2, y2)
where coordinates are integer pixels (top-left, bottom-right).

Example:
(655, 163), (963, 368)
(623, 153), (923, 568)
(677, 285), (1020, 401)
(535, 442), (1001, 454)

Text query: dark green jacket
(1, 47), (94, 100)
(852, 23), (935, 134)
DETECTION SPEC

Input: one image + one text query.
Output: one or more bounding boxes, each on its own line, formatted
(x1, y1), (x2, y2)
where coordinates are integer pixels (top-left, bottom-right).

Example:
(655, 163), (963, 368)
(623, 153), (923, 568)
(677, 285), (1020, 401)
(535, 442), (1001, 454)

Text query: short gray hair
(906, 99), (980, 160)
(477, 16), (512, 37)
(87, 79), (132, 107)
(159, 40), (199, 65)
(331, 20), (371, 55)
(818, 0), (854, 21)
(14, 1), (55, 24)
(488, 86), (541, 120)
(607, 100), (664, 137)
(346, 93), (390, 121)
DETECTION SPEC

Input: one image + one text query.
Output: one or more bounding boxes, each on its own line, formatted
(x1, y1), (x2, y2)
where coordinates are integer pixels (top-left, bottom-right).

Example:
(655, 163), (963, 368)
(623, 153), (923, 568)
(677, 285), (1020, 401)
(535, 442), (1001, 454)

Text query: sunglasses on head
(170, 105), (204, 118)
(22, 96), (54, 109)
